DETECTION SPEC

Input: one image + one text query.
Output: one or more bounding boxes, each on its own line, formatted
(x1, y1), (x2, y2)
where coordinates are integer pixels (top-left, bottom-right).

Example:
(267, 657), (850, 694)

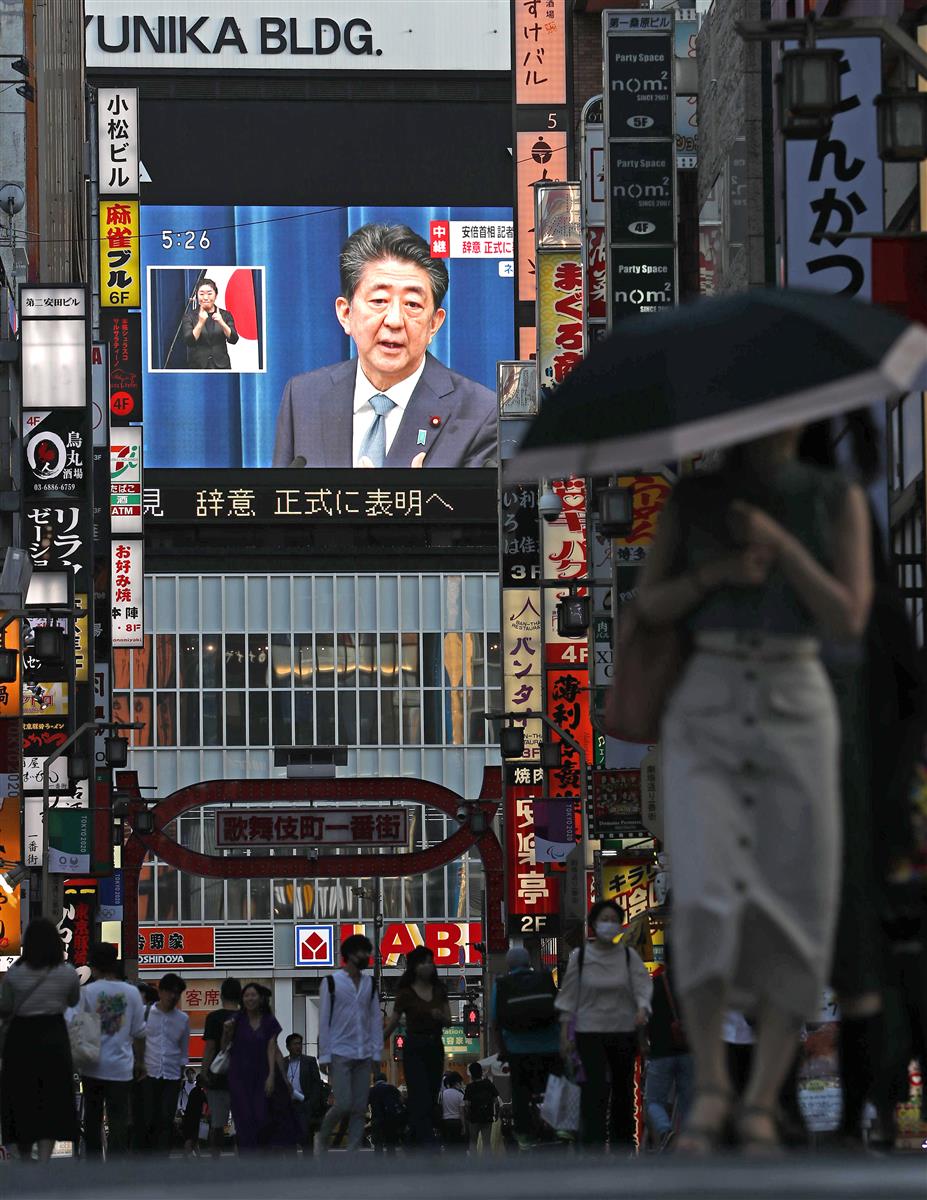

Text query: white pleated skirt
(661, 633), (841, 1021)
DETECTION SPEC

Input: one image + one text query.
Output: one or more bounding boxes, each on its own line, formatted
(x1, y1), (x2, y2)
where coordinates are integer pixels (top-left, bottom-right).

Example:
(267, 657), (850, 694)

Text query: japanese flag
(204, 266), (261, 372)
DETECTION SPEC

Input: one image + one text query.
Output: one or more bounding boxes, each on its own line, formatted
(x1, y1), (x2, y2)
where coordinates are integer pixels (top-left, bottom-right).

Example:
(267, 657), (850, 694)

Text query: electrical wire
(5, 147), (550, 246)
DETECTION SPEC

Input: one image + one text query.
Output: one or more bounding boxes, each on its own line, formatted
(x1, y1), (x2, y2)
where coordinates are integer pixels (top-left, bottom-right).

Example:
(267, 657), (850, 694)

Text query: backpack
(325, 974), (380, 1012)
(466, 1079), (497, 1124)
(376, 1085), (406, 1133)
(496, 969), (557, 1031)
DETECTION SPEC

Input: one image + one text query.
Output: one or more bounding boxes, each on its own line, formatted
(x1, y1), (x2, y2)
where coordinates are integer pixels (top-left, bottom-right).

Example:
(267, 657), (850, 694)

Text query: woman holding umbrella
(508, 287), (927, 1154)
(635, 427), (873, 1153)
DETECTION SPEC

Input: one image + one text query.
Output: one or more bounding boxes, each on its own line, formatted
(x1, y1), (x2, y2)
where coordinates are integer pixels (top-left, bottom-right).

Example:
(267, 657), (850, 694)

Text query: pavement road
(4, 1152), (926, 1199)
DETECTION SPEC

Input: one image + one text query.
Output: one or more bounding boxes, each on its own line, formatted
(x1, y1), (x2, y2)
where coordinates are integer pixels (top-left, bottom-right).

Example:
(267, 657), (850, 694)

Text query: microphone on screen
(288, 455), (307, 468)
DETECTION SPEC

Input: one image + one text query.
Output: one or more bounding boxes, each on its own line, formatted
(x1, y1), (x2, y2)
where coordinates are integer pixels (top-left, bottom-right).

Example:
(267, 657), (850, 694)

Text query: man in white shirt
(315, 934), (383, 1153)
(139, 972), (190, 1153)
(80, 942), (147, 1158)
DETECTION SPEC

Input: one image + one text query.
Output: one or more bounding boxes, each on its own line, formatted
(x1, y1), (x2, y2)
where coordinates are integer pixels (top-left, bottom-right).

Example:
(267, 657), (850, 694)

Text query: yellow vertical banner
(99, 199), (140, 307)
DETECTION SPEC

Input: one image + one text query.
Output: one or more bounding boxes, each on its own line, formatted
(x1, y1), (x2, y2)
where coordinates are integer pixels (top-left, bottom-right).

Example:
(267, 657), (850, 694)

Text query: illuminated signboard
(141, 469), (497, 524)
(141, 204), (513, 469)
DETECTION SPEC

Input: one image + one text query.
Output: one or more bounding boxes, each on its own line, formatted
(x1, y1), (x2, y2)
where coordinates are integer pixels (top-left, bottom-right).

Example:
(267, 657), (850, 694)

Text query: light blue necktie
(357, 393), (396, 467)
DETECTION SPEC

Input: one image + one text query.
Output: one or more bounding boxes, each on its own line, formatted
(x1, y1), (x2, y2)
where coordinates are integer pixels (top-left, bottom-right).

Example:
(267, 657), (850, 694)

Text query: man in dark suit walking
(272, 223), (497, 468)
(284, 1033), (325, 1152)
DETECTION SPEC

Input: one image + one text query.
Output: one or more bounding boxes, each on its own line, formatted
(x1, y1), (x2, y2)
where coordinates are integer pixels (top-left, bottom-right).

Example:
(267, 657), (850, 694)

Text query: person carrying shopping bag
(555, 901), (652, 1149)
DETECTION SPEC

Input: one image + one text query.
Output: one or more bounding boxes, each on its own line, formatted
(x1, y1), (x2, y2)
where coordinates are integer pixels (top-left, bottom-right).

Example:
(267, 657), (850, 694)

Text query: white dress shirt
(351, 358), (427, 466)
(287, 1057), (305, 1102)
(317, 970), (383, 1065)
(143, 1004), (190, 1080)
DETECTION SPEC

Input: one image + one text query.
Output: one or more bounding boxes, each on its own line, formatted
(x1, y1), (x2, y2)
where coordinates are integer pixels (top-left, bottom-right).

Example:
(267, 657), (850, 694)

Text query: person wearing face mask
(384, 946), (452, 1146)
(315, 935), (383, 1153)
(555, 901), (653, 1149)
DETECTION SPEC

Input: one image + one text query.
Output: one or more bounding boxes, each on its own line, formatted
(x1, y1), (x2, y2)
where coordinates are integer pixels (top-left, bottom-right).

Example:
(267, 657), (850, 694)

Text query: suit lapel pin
(417, 429), (427, 446)
(430, 415), (441, 427)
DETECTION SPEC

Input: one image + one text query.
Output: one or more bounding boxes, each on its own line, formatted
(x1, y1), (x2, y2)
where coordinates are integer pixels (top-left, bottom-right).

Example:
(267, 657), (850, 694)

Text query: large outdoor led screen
(141, 205), (513, 468)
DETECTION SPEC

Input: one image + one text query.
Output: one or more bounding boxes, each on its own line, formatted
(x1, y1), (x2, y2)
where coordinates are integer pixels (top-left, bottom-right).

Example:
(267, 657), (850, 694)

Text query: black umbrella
(507, 288), (927, 481)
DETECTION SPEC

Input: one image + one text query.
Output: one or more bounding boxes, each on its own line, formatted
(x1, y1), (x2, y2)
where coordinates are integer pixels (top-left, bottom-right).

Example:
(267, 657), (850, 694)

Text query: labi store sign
(85, 1), (510, 72)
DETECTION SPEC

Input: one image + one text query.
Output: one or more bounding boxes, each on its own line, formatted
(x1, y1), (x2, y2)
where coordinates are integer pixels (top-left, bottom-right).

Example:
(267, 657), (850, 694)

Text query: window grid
(126, 572), (499, 927)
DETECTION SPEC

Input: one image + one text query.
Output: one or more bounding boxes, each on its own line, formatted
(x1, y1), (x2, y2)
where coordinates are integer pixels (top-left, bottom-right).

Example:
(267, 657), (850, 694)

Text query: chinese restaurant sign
(214, 807), (408, 849)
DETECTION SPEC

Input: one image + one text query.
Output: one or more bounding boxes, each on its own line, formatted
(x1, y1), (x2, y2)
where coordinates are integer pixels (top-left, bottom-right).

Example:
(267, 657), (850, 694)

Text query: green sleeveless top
(671, 460), (848, 637)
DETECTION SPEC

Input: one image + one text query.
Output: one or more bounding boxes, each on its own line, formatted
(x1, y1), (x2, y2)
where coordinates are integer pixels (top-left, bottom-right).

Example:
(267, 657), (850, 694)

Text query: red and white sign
(138, 925), (214, 970)
(111, 539), (143, 647)
(110, 427), (143, 533)
(505, 773), (560, 934)
(295, 924), (335, 967)
(542, 475), (588, 663)
(339, 922), (484, 968)
(214, 807), (407, 849)
(429, 220), (514, 259)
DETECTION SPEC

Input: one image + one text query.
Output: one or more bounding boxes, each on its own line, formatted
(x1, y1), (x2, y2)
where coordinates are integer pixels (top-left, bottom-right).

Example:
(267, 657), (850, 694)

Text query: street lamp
(780, 46), (843, 118)
(33, 625), (66, 666)
(875, 91), (927, 162)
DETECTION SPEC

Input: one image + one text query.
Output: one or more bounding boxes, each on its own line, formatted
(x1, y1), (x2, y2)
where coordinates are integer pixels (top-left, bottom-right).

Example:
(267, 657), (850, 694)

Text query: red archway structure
(117, 767), (504, 977)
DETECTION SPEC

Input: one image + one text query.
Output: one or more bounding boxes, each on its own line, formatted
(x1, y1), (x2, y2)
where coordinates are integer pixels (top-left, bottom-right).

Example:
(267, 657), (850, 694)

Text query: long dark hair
(240, 982), (272, 1015)
(21, 918), (65, 969)
(398, 946), (446, 995)
(798, 409), (880, 484)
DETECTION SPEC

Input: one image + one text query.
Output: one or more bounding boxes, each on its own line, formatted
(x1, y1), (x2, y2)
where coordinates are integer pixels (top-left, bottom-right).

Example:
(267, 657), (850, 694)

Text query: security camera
(538, 488), (563, 523)
(455, 804), (469, 824)
(0, 184), (25, 216)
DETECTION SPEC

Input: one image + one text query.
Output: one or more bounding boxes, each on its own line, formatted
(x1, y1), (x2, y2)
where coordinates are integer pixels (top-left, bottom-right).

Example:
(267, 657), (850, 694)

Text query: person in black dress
(384, 947), (451, 1147)
(0, 919), (80, 1161)
(182, 278), (239, 369)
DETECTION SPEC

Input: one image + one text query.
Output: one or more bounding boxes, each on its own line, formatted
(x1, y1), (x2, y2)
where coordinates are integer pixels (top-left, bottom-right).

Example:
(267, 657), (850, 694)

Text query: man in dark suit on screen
(272, 223), (497, 468)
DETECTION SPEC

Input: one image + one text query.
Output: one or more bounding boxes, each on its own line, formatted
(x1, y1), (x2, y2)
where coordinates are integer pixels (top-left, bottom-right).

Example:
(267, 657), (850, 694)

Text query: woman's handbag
(603, 605), (687, 744)
(69, 1008), (102, 1071)
(0, 969), (51, 1059)
(208, 1047), (231, 1077)
(538, 1073), (581, 1134)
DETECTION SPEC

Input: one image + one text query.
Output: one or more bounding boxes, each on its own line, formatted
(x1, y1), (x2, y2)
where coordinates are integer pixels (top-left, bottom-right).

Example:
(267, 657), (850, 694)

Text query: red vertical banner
(513, 0), (571, 327)
(540, 477), (590, 855)
(505, 769), (561, 937)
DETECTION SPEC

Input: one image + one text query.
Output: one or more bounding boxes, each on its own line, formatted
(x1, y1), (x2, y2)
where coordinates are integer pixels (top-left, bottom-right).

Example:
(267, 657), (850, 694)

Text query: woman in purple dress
(221, 983), (298, 1153)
